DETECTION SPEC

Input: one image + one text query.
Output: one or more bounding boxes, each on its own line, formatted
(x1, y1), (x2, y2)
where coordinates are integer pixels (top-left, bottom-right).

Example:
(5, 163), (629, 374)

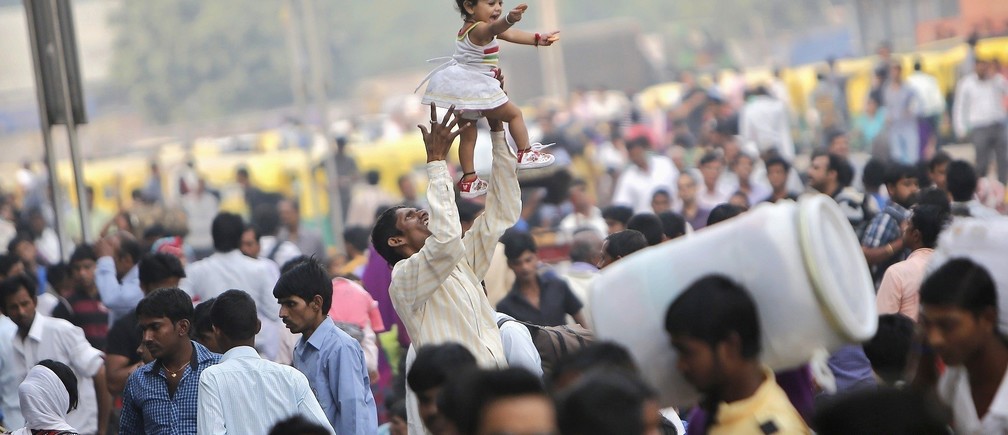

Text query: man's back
(184, 250), (277, 320)
(197, 346), (333, 435)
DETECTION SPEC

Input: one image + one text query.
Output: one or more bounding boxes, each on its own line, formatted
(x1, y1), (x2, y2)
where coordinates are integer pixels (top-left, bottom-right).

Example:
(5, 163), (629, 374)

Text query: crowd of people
(0, 31), (1007, 434)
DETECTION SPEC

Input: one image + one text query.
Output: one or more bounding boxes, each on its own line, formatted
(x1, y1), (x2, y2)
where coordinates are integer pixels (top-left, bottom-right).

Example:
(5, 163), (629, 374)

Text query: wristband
(505, 14), (515, 25)
(534, 33), (541, 47)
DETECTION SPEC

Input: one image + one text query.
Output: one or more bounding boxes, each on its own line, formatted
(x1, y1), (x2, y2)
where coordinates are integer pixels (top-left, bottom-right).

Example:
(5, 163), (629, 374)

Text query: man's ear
(255, 318), (262, 334)
(176, 319), (191, 336)
(311, 294), (325, 312)
(387, 236), (407, 249)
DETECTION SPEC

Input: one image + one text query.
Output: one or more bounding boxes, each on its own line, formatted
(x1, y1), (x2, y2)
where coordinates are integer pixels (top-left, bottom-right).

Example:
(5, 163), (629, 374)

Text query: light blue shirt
(95, 257), (143, 324)
(294, 317), (377, 434)
(197, 346), (334, 435)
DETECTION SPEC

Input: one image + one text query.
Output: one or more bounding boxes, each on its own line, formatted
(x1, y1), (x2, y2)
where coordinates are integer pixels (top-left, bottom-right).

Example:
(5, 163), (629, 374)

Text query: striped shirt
(196, 346), (334, 435)
(389, 130), (517, 368)
(121, 341), (221, 435)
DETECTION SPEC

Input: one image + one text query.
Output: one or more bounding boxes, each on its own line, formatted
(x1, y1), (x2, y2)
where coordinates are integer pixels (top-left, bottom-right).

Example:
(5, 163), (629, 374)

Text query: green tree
(110, 0), (291, 124)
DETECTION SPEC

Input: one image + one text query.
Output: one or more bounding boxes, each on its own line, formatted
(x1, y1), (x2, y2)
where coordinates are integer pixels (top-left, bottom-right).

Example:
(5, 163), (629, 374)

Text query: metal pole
(300, 0), (345, 253)
(283, 0), (309, 124)
(47, 0), (91, 246)
(538, 0), (567, 100)
(24, 0), (66, 260)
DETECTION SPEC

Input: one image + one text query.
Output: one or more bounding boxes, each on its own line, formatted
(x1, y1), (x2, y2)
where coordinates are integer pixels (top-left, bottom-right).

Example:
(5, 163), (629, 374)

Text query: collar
(569, 262), (599, 273)
(25, 312), (47, 342)
(220, 345), (261, 363)
(886, 201), (910, 218)
(907, 248), (934, 260)
(142, 340), (217, 375)
(304, 316), (337, 351)
(715, 366), (778, 421)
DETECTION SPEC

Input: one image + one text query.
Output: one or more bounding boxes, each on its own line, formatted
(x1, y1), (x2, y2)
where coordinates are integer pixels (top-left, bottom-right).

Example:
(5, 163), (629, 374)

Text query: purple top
(360, 246), (409, 348)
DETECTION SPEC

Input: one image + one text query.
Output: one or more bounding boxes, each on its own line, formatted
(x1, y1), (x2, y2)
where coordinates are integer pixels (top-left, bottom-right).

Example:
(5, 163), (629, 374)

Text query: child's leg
(458, 116), (478, 181)
(484, 102), (530, 151)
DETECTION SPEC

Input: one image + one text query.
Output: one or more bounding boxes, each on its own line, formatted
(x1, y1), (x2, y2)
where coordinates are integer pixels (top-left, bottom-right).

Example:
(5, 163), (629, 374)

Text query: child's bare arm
(498, 29), (560, 46)
(469, 3), (527, 45)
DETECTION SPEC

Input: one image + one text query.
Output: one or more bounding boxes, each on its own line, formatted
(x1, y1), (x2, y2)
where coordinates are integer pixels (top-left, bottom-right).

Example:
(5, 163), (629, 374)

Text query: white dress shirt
(0, 315), (21, 430)
(182, 192), (220, 251)
(258, 236), (302, 271)
(196, 346), (334, 435)
(557, 207), (607, 239)
(953, 73), (1008, 137)
(612, 155), (679, 214)
(938, 365), (1008, 435)
(740, 95), (795, 161)
(7, 314), (104, 435)
(494, 312), (543, 378)
(182, 250), (282, 360)
(907, 72), (945, 117)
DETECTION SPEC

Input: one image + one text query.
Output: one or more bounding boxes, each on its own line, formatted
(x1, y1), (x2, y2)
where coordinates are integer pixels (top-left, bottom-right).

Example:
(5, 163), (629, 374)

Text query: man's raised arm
(389, 105), (472, 311)
(464, 120), (521, 279)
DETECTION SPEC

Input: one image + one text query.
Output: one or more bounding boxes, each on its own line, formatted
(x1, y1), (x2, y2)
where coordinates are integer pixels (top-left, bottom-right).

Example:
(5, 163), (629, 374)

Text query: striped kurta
(389, 130), (517, 369)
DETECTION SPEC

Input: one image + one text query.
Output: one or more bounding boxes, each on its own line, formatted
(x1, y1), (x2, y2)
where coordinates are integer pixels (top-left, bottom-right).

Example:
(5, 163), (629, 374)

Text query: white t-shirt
(938, 366), (1008, 435)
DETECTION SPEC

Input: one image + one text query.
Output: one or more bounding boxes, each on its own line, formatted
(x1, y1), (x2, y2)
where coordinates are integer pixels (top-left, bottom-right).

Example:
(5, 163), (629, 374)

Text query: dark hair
(699, 152), (720, 167)
(210, 289), (258, 341)
(765, 156), (791, 174)
(273, 256), (332, 313)
(280, 255), (310, 274)
(601, 206), (633, 226)
(0, 274), (37, 305)
(603, 230), (647, 260)
(118, 236), (144, 263)
(252, 203), (281, 236)
(211, 212), (245, 252)
(657, 211), (686, 239)
(928, 151), (952, 171)
(707, 203), (746, 226)
(343, 226), (371, 253)
(917, 187), (951, 214)
(365, 170), (380, 185)
(142, 224), (168, 241)
(138, 253), (186, 287)
(812, 149), (852, 186)
(268, 415), (331, 435)
(454, 0), (474, 20)
(625, 136), (652, 151)
(191, 297), (216, 340)
(909, 204), (950, 249)
(651, 189), (671, 201)
(913, 58), (924, 71)
(407, 343), (478, 394)
(884, 163), (918, 186)
(862, 158), (888, 190)
(135, 287), (194, 324)
(626, 213), (664, 246)
(863, 314), (915, 385)
(457, 199), (485, 224)
(69, 244), (97, 265)
(557, 371), (655, 435)
(439, 368), (550, 435)
(812, 387), (950, 435)
(920, 258), (996, 316)
(236, 167), (250, 179)
(665, 275), (761, 358)
(37, 359), (79, 413)
(371, 205), (406, 265)
(825, 129), (847, 147)
(502, 230), (538, 262)
(946, 160), (978, 202)
(550, 341), (639, 389)
(0, 254), (21, 277)
(7, 235), (33, 259)
(46, 263), (70, 289)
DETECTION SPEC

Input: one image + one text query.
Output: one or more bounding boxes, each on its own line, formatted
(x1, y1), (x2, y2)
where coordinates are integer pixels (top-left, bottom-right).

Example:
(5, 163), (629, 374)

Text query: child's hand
(507, 4), (528, 24)
(539, 30), (560, 46)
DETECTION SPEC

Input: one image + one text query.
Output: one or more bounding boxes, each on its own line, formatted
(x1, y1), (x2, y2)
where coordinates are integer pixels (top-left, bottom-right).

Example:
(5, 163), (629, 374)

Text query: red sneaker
(517, 143), (556, 169)
(457, 175), (489, 199)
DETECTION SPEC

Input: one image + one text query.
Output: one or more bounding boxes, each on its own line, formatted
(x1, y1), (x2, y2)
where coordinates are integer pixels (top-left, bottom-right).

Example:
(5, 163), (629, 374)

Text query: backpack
(497, 317), (594, 376)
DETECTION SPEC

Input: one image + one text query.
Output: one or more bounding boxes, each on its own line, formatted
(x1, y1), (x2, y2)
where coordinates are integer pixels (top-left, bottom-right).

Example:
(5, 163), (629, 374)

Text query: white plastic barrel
(591, 194), (878, 407)
(927, 217), (1008, 335)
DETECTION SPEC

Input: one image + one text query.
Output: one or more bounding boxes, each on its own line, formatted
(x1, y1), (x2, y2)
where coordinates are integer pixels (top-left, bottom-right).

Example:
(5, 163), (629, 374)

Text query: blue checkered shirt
(860, 201), (911, 282)
(120, 341), (221, 435)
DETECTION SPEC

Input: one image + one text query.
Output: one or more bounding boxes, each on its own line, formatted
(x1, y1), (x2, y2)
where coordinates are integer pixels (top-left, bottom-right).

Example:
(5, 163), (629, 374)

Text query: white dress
(420, 22), (509, 118)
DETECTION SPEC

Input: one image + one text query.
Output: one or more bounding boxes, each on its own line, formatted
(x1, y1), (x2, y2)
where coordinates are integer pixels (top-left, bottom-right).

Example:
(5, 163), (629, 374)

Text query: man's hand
(418, 103), (471, 163)
(507, 4), (528, 24)
(94, 236), (115, 259)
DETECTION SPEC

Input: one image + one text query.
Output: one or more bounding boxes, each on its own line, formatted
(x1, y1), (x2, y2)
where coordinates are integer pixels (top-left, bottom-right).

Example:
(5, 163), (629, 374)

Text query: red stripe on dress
(484, 46), (499, 55)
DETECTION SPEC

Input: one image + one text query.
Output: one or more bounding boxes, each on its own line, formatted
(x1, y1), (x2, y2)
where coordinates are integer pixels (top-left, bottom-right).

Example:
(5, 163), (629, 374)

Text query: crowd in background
(0, 36), (1007, 435)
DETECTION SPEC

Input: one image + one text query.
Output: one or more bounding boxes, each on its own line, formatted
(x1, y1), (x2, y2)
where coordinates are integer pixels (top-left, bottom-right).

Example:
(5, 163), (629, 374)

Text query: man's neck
(17, 318), (34, 340)
(163, 341), (194, 369)
(518, 277), (540, 294)
(301, 315), (328, 342)
(966, 338), (1008, 389)
(83, 284), (99, 298)
(222, 339), (255, 354)
(720, 363), (766, 403)
(772, 187), (788, 199)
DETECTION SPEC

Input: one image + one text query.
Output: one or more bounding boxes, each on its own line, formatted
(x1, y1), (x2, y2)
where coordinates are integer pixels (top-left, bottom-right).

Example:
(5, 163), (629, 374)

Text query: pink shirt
(876, 248), (934, 321)
(328, 277), (386, 332)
